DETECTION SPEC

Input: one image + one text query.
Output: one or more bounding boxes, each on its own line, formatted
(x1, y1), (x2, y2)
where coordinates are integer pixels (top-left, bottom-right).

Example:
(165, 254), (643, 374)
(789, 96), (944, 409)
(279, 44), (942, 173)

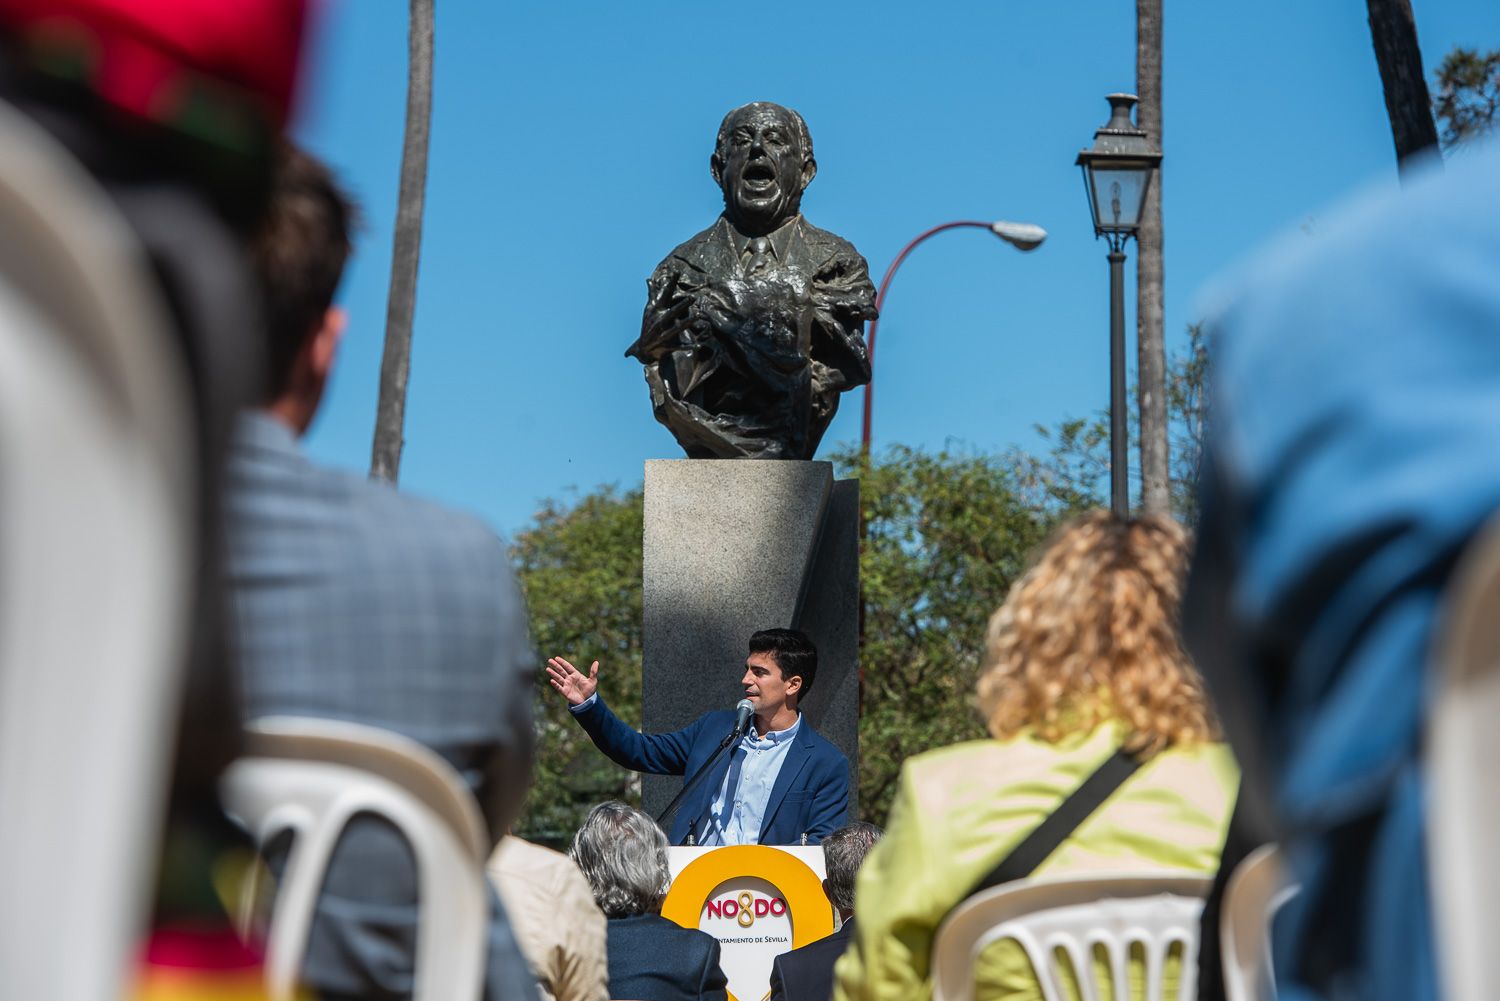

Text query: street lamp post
(1076, 93), (1161, 518)
(860, 219), (1046, 457)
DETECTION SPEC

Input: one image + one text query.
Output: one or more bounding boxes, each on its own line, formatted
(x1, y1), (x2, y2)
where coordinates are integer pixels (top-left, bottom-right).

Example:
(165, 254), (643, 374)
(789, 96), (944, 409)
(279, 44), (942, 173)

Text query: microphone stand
(655, 723), (744, 843)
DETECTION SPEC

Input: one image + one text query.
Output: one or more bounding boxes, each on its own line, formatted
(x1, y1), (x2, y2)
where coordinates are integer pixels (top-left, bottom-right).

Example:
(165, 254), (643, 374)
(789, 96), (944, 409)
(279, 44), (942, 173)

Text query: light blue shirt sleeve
(569, 693), (598, 714)
(698, 715), (802, 846)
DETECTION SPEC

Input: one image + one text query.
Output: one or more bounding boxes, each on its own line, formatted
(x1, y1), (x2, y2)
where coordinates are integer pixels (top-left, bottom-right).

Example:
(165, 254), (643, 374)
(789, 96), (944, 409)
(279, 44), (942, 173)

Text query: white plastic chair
(932, 874), (1212, 1001)
(1220, 844), (1298, 1001)
(0, 100), (194, 1001)
(1428, 514), (1500, 1001)
(222, 716), (492, 1001)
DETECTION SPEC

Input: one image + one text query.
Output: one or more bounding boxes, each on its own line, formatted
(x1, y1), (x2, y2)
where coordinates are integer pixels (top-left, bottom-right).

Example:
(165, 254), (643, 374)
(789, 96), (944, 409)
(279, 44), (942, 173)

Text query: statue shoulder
(795, 219), (873, 286)
(797, 218), (862, 259)
(796, 218), (870, 274)
(653, 219), (730, 277)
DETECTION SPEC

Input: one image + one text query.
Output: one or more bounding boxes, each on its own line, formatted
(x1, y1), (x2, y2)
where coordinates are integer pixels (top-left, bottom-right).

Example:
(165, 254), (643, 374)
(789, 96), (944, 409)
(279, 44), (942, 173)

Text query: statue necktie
(745, 237), (773, 276)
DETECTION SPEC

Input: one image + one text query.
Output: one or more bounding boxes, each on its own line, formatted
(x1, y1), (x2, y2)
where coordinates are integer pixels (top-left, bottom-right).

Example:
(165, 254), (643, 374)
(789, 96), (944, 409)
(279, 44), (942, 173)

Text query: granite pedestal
(641, 459), (859, 826)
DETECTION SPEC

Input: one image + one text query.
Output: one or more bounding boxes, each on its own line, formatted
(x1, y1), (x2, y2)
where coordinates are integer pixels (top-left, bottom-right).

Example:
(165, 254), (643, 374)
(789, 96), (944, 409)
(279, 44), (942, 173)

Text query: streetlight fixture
(860, 219), (1046, 456)
(1076, 93), (1161, 517)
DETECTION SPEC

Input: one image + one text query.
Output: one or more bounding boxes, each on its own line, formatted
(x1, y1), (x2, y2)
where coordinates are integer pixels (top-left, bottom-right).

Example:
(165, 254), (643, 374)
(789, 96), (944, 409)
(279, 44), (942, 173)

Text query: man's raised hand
(545, 656), (599, 707)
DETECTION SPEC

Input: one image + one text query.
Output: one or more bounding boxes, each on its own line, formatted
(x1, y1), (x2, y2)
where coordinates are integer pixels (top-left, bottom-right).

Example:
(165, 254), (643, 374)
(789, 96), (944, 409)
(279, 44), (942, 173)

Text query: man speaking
(547, 629), (850, 845)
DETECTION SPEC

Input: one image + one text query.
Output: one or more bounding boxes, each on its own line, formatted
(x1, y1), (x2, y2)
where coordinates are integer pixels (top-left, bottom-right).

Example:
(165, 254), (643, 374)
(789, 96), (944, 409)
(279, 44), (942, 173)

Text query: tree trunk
(1365, 0), (1441, 173)
(1135, 0), (1169, 515)
(370, 0), (434, 483)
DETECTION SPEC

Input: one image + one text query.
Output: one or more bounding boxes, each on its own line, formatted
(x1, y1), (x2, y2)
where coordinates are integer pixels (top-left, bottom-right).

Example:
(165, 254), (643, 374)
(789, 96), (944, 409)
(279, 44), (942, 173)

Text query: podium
(661, 845), (838, 1001)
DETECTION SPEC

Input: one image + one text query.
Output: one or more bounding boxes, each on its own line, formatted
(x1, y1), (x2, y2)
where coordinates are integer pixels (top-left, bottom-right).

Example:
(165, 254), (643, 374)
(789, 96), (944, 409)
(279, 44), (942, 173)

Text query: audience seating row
(222, 715), (1301, 1001)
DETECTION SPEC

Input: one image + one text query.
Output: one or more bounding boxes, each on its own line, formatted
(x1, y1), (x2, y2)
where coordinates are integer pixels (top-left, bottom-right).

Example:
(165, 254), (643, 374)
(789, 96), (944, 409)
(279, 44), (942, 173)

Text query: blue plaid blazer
(226, 412), (537, 1001)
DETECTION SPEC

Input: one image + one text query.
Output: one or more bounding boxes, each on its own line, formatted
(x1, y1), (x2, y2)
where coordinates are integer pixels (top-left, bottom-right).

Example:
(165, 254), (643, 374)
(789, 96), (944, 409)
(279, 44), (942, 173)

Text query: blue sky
(292, 2), (1500, 539)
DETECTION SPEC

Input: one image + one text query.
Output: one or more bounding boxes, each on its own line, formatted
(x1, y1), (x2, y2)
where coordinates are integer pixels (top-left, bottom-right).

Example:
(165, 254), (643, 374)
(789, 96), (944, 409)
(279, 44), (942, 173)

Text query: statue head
(710, 102), (817, 237)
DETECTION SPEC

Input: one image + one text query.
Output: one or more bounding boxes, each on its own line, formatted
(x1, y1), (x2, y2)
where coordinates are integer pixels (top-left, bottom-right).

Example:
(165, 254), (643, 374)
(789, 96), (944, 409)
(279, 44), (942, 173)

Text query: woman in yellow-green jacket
(833, 511), (1237, 1001)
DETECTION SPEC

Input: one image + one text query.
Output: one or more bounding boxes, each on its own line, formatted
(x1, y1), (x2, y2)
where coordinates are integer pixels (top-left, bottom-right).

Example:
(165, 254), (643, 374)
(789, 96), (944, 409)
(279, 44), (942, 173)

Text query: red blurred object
(143, 925), (265, 972)
(135, 925), (274, 1000)
(0, 0), (310, 130)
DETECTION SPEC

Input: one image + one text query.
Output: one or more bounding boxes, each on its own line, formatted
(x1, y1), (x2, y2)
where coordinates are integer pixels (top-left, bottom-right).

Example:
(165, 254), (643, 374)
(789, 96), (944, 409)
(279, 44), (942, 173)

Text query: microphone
(663, 697), (760, 831)
(728, 698), (755, 743)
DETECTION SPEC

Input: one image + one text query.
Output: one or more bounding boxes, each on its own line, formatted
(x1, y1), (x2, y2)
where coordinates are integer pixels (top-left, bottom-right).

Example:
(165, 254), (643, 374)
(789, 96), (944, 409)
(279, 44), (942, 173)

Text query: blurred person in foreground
(570, 801), (729, 1001)
(227, 144), (538, 1001)
(488, 832), (609, 1001)
(0, 1), (308, 995)
(833, 511), (1237, 1001)
(770, 821), (881, 1001)
(1182, 142), (1500, 1001)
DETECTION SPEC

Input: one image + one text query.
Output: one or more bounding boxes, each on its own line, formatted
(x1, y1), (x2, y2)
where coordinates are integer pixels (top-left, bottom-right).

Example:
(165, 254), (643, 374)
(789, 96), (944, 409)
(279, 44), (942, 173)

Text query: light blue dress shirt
(699, 714), (801, 846)
(569, 695), (800, 844)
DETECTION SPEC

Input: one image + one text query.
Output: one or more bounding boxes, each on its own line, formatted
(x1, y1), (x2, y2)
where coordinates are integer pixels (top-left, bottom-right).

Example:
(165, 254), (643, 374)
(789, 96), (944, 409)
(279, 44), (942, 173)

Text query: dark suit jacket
(768, 919), (854, 1001)
(573, 695), (850, 845)
(226, 413), (538, 1001)
(606, 914), (727, 1001)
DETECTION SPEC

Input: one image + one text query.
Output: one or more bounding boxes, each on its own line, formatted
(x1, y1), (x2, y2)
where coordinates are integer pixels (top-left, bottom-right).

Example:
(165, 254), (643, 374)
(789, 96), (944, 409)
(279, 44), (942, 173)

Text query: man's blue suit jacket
(573, 696), (850, 845)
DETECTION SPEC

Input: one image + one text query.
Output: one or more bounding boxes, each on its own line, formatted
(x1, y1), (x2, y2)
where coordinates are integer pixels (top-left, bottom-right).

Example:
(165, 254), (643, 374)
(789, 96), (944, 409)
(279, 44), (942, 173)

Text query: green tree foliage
(512, 487), (644, 845)
(1166, 324), (1209, 521)
(1012, 324), (1209, 524)
(1433, 46), (1500, 149)
(1011, 418), (1112, 515)
(835, 447), (1064, 822)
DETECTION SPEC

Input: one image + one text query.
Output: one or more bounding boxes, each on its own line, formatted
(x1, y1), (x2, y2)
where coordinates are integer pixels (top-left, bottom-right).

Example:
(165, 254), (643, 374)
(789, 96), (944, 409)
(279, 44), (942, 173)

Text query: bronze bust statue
(627, 102), (877, 459)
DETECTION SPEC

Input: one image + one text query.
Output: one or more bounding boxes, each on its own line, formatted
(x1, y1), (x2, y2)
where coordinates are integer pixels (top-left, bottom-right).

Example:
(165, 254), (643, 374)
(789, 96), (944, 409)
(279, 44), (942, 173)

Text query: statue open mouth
(741, 162), (777, 191)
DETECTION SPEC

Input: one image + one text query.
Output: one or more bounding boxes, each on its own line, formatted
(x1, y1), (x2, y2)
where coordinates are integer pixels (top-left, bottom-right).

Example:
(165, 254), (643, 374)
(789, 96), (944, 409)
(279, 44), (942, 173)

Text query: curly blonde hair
(975, 509), (1217, 755)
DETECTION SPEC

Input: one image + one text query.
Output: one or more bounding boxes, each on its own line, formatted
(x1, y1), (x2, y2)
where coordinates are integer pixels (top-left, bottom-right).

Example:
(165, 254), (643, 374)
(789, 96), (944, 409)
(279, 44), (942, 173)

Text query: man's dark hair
(822, 821), (882, 912)
(747, 627), (817, 698)
(250, 143), (357, 398)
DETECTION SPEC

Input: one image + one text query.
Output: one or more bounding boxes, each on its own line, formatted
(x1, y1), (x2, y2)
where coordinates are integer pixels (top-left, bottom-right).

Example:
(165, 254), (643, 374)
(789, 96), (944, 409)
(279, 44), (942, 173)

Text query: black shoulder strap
(971, 748), (1143, 894)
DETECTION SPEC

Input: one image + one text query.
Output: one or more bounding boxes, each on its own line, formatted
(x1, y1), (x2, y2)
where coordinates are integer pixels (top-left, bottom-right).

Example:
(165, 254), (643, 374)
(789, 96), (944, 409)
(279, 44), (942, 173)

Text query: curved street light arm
(860, 219), (1046, 456)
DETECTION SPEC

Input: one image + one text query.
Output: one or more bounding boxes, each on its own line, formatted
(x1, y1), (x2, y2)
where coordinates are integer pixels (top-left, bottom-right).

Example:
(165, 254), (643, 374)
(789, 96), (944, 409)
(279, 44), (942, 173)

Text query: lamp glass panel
(1088, 166), (1149, 232)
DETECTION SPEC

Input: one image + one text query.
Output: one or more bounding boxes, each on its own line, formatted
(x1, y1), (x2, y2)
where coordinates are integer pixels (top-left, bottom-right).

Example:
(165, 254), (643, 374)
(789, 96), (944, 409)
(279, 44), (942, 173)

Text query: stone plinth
(642, 459), (859, 824)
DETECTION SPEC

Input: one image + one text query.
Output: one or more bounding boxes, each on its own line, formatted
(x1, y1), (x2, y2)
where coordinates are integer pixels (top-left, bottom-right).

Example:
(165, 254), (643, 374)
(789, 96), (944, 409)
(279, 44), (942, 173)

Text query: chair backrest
(1220, 844), (1298, 1001)
(0, 100), (194, 1001)
(932, 874), (1212, 1001)
(221, 716), (492, 1001)
(1428, 513), (1500, 1001)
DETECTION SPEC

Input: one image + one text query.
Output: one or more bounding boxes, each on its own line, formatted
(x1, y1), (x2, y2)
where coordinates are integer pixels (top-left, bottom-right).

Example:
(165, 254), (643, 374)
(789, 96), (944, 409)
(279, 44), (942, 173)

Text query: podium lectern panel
(661, 846), (836, 1001)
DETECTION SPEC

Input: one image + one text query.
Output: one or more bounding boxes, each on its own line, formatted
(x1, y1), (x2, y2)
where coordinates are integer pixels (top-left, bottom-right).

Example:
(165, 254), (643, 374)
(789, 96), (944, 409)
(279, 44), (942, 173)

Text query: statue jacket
(630, 214), (876, 395)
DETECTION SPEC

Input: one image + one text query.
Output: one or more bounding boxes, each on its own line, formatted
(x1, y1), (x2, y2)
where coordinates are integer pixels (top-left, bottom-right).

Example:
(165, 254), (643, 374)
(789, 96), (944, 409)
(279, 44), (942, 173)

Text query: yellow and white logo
(662, 846), (834, 1001)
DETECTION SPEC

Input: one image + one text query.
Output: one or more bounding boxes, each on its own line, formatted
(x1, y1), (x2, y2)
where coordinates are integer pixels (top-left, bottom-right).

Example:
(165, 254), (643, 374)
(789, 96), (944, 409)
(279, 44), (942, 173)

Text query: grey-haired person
(569, 802), (728, 1001)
